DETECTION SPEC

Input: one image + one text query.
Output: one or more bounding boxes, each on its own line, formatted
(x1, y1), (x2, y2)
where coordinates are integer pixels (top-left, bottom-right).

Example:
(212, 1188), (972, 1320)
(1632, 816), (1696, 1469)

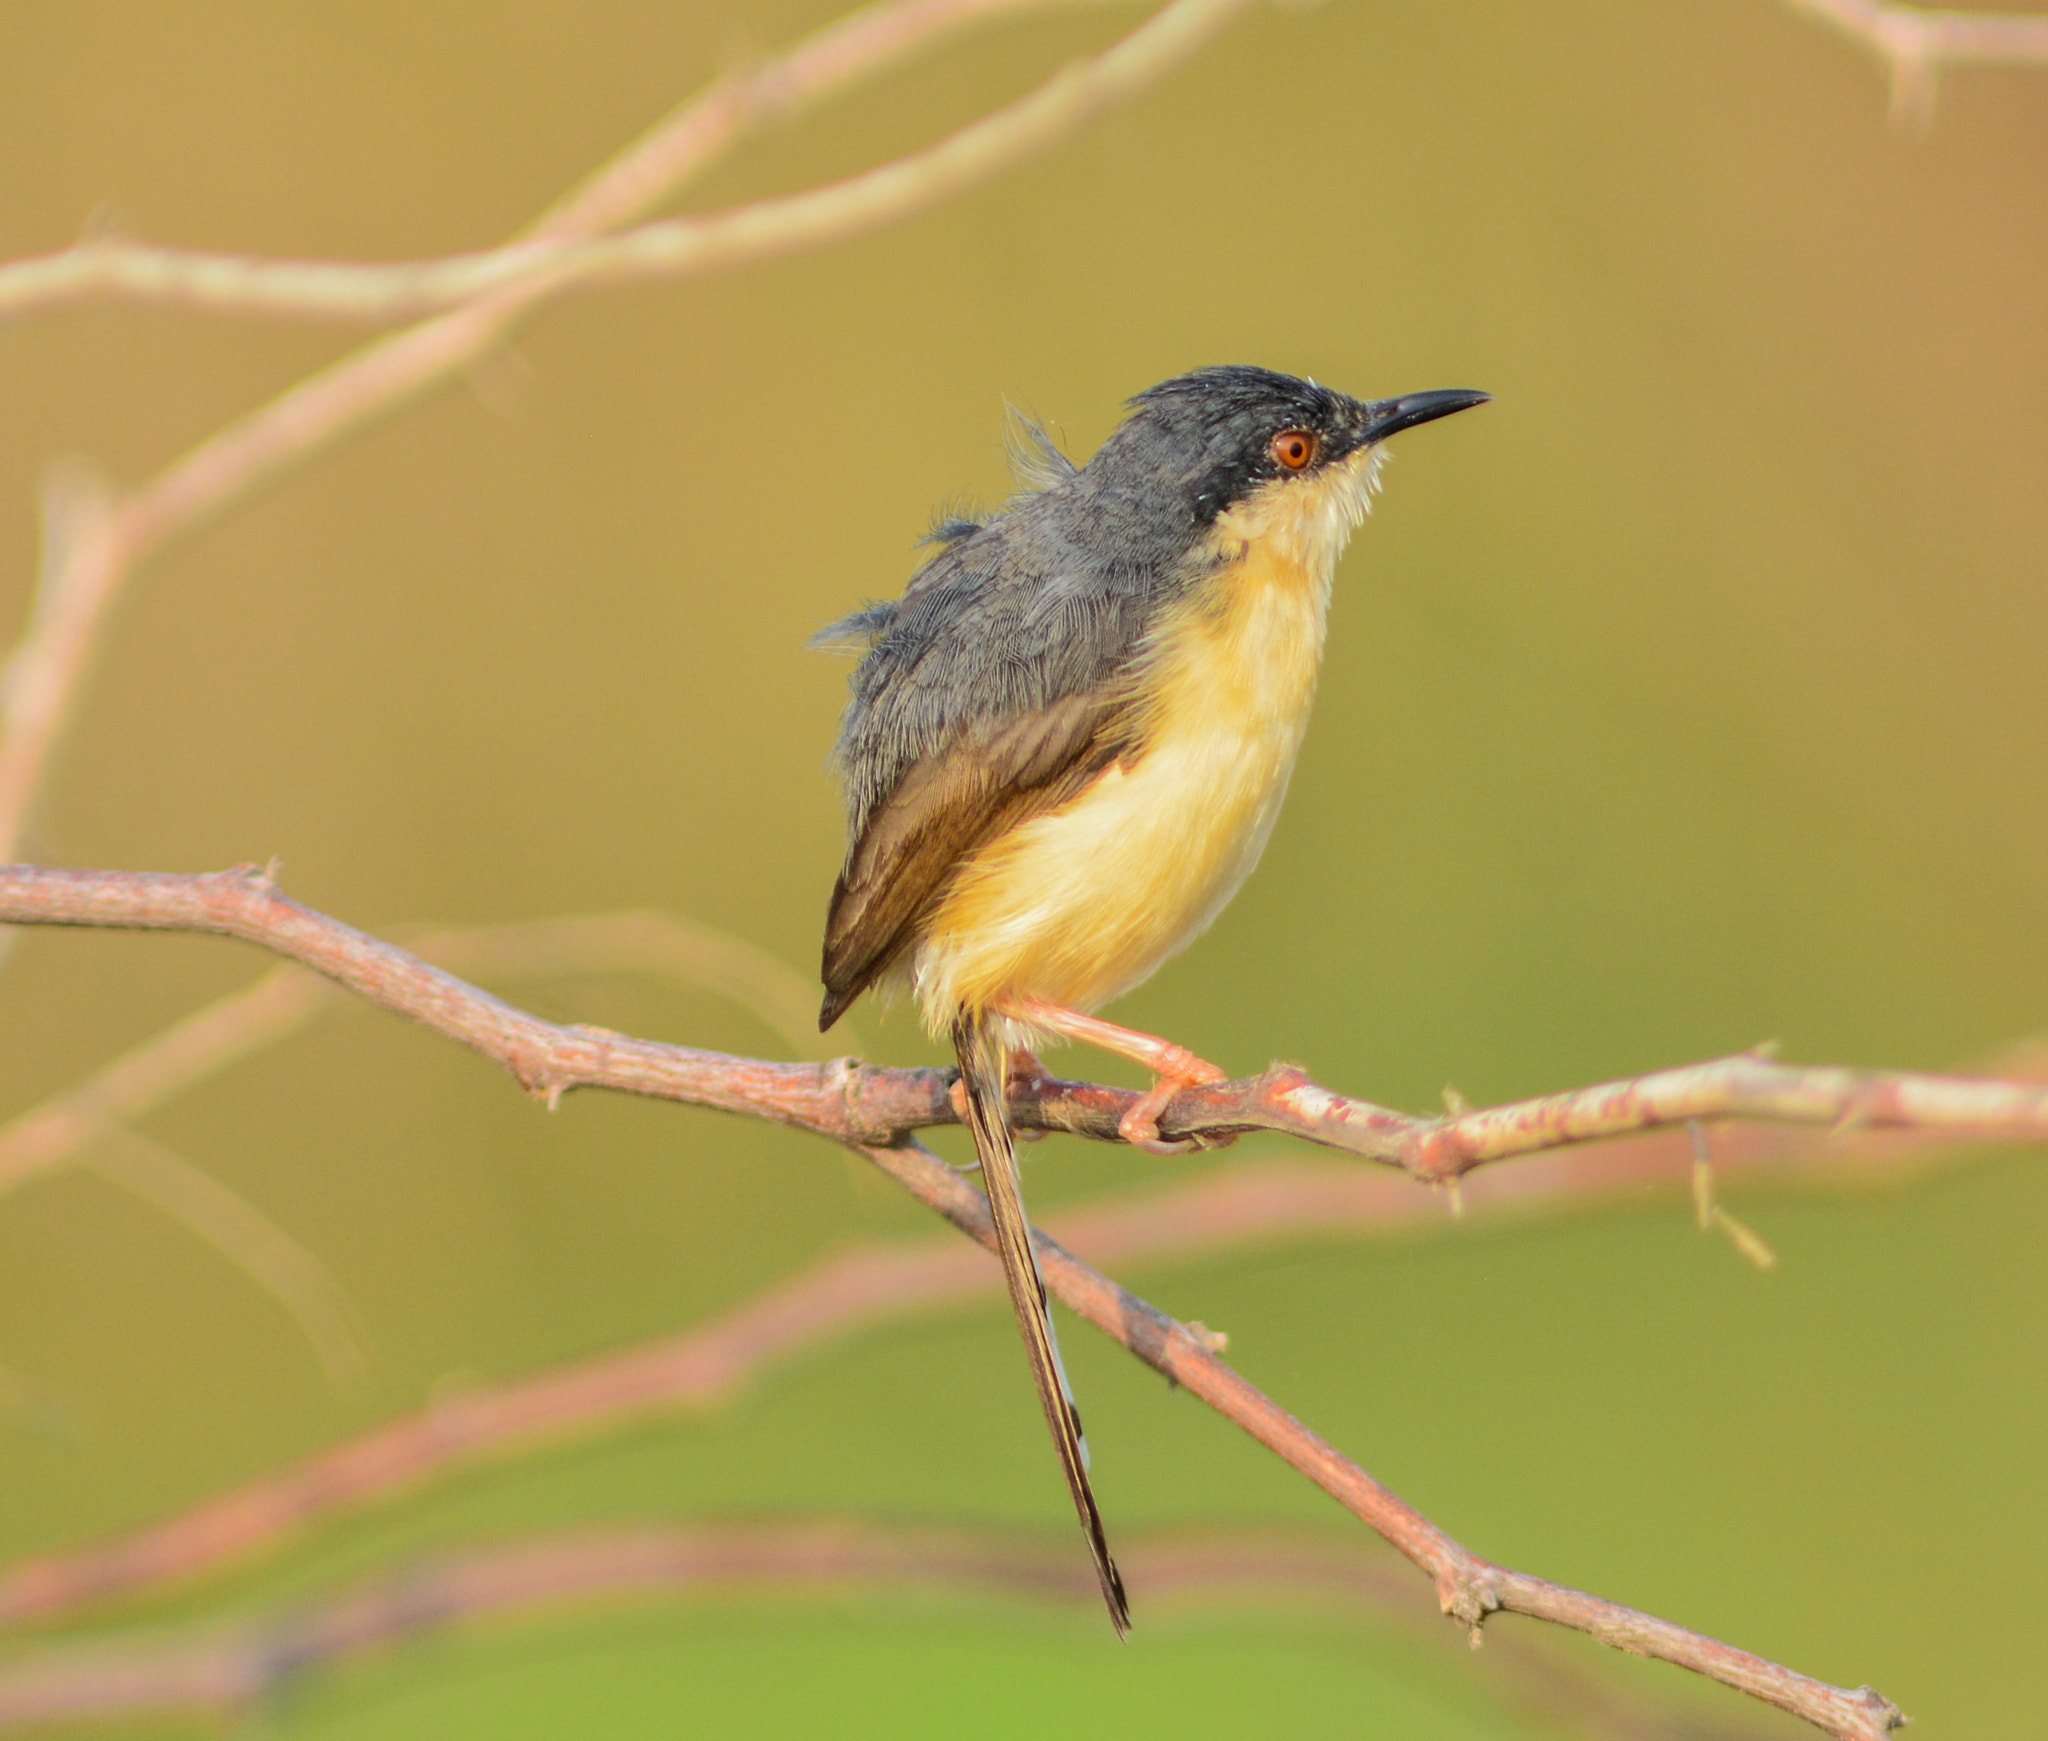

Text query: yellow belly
(914, 524), (1335, 1030)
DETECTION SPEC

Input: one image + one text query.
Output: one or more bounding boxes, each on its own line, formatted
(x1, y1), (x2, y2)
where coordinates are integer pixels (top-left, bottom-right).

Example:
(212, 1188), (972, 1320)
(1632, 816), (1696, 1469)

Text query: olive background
(0, 1), (2044, 1734)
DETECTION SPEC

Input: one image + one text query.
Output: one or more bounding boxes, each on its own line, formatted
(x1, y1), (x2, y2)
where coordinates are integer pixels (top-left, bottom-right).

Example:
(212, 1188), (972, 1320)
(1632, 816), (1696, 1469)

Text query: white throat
(1214, 441), (1387, 576)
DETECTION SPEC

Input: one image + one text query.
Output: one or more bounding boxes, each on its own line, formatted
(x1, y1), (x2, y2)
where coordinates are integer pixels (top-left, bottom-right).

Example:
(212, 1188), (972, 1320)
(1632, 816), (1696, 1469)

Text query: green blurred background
(0, 0), (2044, 1733)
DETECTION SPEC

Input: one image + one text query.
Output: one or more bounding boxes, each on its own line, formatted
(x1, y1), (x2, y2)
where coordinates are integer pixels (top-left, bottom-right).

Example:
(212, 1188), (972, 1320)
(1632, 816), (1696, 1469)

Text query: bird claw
(1116, 1058), (1231, 1153)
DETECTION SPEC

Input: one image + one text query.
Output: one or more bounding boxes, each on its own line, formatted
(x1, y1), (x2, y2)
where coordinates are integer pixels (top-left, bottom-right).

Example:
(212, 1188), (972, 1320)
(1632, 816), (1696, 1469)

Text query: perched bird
(815, 365), (1488, 1634)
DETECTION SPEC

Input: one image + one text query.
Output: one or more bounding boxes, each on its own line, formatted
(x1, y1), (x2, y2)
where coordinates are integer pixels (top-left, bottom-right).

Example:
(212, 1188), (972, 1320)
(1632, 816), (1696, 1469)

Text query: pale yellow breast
(914, 522), (1337, 1030)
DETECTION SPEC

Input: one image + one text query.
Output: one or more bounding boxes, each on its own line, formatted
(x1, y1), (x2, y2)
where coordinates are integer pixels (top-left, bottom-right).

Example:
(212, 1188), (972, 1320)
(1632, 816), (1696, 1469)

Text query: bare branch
(1, 867), (2041, 1184)
(6, 1), (2043, 327)
(865, 1140), (1904, 1739)
(0, 1115), (1959, 1630)
(0, 0), (1253, 864)
(0, 0), (1253, 325)
(0, 1523), (1776, 1741)
(0, 862), (1916, 1735)
(1781, 0), (2048, 118)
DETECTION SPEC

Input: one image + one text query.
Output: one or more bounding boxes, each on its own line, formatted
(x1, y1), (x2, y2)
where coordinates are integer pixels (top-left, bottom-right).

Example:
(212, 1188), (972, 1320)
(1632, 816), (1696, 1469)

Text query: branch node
(504, 1046), (570, 1107)
(835, 1055), (944, 1147)
(1688, 1118), (1715, 1231)
(1437, 1567), (1501, 1632)
(826, 1053), (874, 1142)
(1256, 1061), (1331, 1125)
(229, 859), (282, 893)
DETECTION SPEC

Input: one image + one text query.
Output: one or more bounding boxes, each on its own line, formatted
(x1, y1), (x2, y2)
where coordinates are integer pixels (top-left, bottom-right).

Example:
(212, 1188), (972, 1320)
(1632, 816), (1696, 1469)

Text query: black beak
(1357, 388), (1491, 443)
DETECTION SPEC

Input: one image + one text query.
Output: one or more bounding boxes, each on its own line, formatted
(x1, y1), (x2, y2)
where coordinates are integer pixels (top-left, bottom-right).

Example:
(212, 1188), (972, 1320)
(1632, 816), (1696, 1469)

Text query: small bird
(815, 365), (1488, 1634)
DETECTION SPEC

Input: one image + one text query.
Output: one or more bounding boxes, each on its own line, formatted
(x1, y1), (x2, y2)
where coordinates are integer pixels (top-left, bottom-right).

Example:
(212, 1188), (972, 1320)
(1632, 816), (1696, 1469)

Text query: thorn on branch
(505, 1049), (563, 1104)
(1889, 50), (1939, 126)
(829, 1055), (908, 1147)
(1689, 1121), (1778, 1270)
(1688, 1119), (1715, 1232)
(1714, 1210), (1779, 1271)
(1437, 1567), (1502, 1635)
(1831, 1092), (1878, 1138)
(78, 201), (135, 246)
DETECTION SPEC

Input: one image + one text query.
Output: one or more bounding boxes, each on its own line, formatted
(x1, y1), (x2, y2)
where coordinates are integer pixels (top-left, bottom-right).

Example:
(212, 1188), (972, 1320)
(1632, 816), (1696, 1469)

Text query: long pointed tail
(953, 1012), (1130, 1636)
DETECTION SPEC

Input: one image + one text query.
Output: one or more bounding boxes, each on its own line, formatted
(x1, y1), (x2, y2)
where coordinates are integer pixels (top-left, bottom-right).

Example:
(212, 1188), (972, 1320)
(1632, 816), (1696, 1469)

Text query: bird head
(1085, 365), (1489, 572)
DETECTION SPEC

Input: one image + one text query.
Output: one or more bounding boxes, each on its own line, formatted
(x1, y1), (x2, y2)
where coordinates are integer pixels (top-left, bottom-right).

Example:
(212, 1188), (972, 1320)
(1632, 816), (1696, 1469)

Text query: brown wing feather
(819, 690), (1136, 1029)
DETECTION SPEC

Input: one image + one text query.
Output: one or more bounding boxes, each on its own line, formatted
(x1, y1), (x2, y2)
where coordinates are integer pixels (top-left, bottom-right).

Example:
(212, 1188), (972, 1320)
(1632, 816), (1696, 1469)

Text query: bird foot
(1117, 1050), (1232, 1154)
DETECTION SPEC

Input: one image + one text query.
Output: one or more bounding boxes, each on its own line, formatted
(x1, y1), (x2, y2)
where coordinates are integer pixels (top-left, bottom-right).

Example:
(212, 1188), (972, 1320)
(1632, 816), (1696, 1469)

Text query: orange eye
(1270, 428), (1319, 471)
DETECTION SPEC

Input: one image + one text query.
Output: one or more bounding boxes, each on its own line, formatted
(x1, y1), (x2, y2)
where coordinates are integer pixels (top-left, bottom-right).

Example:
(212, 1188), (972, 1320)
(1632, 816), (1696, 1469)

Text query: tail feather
(953, 1013), (1130, 1636)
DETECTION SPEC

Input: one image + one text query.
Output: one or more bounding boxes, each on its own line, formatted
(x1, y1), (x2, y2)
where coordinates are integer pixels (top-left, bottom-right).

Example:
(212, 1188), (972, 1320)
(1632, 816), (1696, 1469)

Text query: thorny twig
(0, 1114), (1995, 1631)
(2, 868), (2041, 1184)
(0, 862), (1930, 1737)
(0, 912), (2017, 1625)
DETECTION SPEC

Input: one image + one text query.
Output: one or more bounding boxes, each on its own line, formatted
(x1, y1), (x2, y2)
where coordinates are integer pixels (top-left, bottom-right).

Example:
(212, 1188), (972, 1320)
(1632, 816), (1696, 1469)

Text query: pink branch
(0, 1115), (1965, 1631)
(2, 866), (2041, 1181)
(0, 862), (1919, 1736)
(0, 1523), (1767, 1741)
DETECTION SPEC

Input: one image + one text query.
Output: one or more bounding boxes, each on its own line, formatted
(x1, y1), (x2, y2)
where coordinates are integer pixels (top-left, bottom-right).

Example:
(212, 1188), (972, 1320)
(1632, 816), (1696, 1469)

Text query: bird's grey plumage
(817, 367), (1370, 850)
(811, 367), (1425, 1027)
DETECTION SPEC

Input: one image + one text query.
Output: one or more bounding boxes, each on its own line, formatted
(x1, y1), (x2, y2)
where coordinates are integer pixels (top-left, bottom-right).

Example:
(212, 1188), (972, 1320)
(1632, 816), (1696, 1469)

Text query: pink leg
(997, 995), (1229, 1152)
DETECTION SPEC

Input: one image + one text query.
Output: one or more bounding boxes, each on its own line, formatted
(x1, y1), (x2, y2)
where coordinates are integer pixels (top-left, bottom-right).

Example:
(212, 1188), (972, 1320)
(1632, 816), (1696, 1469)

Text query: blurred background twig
(0, 1522), (1780, 1741)
(0, 0), (1255, 874)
